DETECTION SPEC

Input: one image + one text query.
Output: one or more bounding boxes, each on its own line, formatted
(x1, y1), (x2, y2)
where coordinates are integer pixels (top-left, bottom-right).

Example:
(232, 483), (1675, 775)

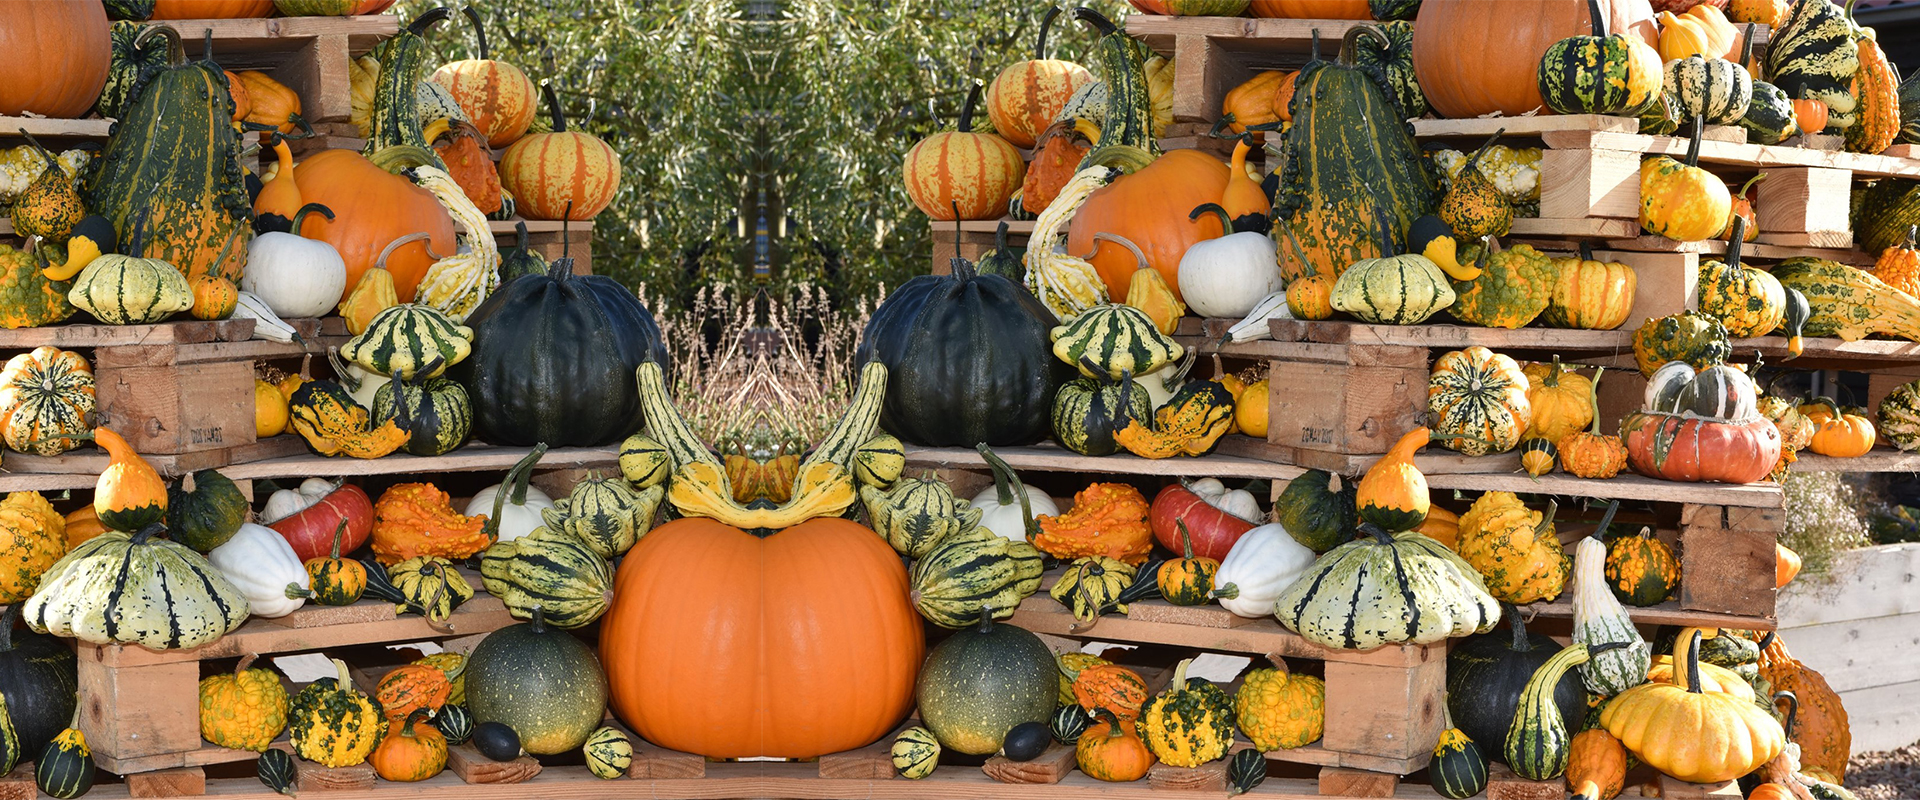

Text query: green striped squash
(35, 720), (92, 800)
(1428, 346), (1532, 455)
(891, 726), (941, 779)
(853, 434), (906, 489)
(1050, 705), (1090, 744)
(861, 475), (981, 560)
(340, 304), (474, 381)
(1878, 380), (1920, 451)
(1330, 251), (1455, 325)
(634, 362), (722, 473)
(1049, 304), (1182, 381)
(256, 748), (297, 796)
(23, 525), (249, 650)
(1272, 469), (1357, 553)
(1505, 642), (1609, 781)
(366, 8), (454, 161)
(1571, 529), (1651, 697)
(802, 361), (888, 472)
(541, 474), (658, 559)
(1072, 9), (1156, 163)
(1855, 178), (1920, 257)
(68, 251), (193, 326)
(97, 20), (168, 118)
(617, 432), (672, 489)
(1638, 91), (1683, 135)
(1228, 747), (1267, 795)
(1739, 81), (1799, 145)
(479, 526), (614, 629)
(372, 374), (473, 456)
(0, 694), (19, 775)
(435, 703), (474, 746)
(1274, 525), (1500, 650)
(582, 726), (632, 780)
(1351, 20), (1425, 120)
(1430, 727), (1489, 799)
(1051, 375), (1151, 456)
(0, 347), (93, 455)
(909, 528), (1038, 629)
(1536, 0), (1645, 115)
(1663, 55), (1752, 126)
(1766, 0), (1860, 131)
(1369, 0), (1420, 19)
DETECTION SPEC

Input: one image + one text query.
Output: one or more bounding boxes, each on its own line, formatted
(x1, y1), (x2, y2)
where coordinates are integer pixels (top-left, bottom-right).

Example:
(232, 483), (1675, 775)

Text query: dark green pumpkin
(1050, 705), (1090, 744)
(914, 614), (1057, 756)
(464, 607), (607, 755)
(471, 721), (521, 762)
(498, 221), (549, 282)
(1765, 0), (1861, 131)
(1631, 311), (1731, 377)
(1899, 69), (1920, 146)
(166, 469), (248, 552)
(1228, 748), (1267, 795)
(976, 221), (1026, 283)
(97, 20), (167, 119)
(1351, 20), (1425, 120)
(1740, 80), (1799, 145)
(0, 604), (78, 759)
(450, 256), (670, 447)
(1369, 0), (1421, 20)
(1445, 608), (1588, 763)
(1537, 0), (1645, 115)
(1856, 178), (1920, 257)
(1638, 91), (1683, 135)
(1051, 373), (1151, 456)
(1272, 469), (1358, 553)
(372, 373), (472, 456)
(1430, 726), (1489, 799)
(35, 714), (92, 800)
(256, 748), (297, 796)
(103, 0), (153, 20)
(436, 703), (474, 746)
(856, 256), (1072, 448)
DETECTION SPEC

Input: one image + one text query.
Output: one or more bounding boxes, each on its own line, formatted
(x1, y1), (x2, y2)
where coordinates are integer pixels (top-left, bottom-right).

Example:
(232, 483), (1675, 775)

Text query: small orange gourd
(1077, 708), (1155, 782)
(1033, 483), (1154, 566)
(1801, 398), (1875, 458)
(1565, 728), (1627, 800)
(1220, 71), (1289, 134)
(1287, 274), (1334, 320)
(91, 427), (167, 532)
(1356, 427), (1429, 532)
(1558, 367), (1629, 480)
(370, 483), (492, 564)
(253, 135), (303, 231)
(1414, 506), (1461, 550)
(1072, 664), (1151, 720)
(1791, 99), (1828, 138)
(1775, 543), (1801, 587)
(237, 70), (301, 134)
(1221, 139), (1269, 233)
(1872, 225), (1920, 297)
(374, 664), (452, 719)
(369, 708), (447, 782)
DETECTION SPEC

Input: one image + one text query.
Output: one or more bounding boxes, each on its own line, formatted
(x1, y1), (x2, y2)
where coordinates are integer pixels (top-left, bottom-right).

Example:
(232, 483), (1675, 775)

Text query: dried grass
(1781, 470), (1874, 588)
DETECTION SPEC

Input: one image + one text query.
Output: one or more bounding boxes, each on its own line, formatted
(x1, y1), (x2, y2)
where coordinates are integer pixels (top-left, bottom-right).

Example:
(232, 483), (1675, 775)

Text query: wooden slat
(0, 764), (31, 800)
(79, 595), (515, 668)
(984, 743), (1077, 784)
(1318, 767), (1400, 798)
(1779, 544), (1920, 626)
(126, 767), (207, 798)
(0, 319), (251, 349)
(1771, 613), (1920, 693)
(903, 444), (1305, 482)
(447, 743), (543, 784)
(1123, 14), (1368, 58)
(1411, 115), (1641, 139)
(222, 444), (622, 481)
(1008, 596), (1435, 668)
(1539, 129), (1920, 180)
(1485, 764), (1566, 800)
(1298, 321), (1634, 352)
(1148, 761), (1229, 792)
(0, 116), (113, 139)
(1518, 596), (1773, 631)
(1833, 679), (1920, 754)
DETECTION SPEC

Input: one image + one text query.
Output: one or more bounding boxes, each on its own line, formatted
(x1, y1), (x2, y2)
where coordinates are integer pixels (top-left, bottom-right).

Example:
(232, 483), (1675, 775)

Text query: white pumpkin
(1211, 522), (1318, 618)
(327, 347), (388, 410)
(206, 523), (309, 618)
(465, 446), (556, 543)
(970, 446), (1059, 543)
(1139, 356), (1192, 410)
(1176, 203), (1284, 319)
(1188, 477), (1262, 523)
(262, 477), (339, 524)
(242, 203), (348, 318)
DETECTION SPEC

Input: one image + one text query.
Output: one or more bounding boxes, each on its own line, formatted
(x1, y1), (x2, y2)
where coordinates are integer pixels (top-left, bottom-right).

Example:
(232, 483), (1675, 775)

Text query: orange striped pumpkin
(984, 7), (1094, 149)
(428, 7), (538, 149)
(903, 83), (1026, 221)
(499, 83), (621, 221)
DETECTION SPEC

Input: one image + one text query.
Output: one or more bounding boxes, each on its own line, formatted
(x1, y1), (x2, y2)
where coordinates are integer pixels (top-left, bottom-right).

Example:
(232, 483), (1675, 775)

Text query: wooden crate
(930, 219), (1032, 274)
(491, 219), (596, 275)
(1124, 16), (1372, 127)
(172, 15), (399, 125)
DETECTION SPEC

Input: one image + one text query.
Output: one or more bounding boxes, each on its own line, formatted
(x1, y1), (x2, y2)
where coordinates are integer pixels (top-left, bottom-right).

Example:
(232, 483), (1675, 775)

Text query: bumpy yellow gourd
(1233, 660), (1325, 751)
(199, 655), (290, 752)
(1456, 492), (1571, 604)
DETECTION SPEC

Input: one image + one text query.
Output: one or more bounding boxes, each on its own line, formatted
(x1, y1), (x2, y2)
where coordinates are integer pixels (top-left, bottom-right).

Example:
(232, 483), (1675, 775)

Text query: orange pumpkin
(984, 7), (1094, 149)
(429, 7), (539, 148)
(1775, 543), (1800, 587)
(0, 1), (110, 119)
(62, 506), (107, 549)
(149, 0), (276, 17)
(903, 83), (1024, 221)
(499, 83), (622, 220)
(225, 71), (252, 123)
(1287, 274), (1335, 320)
(602, 518), (923, 759)
(1021, 123), (1090, 215)
(1066, 149), (1231, 303)
(292, 149), (457, 303)
(374, 664), (452, 719)
(1792, 99), (1828, 137)
(236, 71), (301, 134)
(1413, 0), (1659, 119)
(188, 274), (239, 321)
(1072, 664), (1151, 720)
(1222, 71), (1290, 134)
(1249, 0), (1371, 16)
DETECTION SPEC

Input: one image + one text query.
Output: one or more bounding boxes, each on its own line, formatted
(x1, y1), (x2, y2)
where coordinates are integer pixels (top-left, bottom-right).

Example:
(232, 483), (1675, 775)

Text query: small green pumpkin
(35, 708), (93, 800)
(1350, 20), (1425, 120)
(1273, 469), (1358, 554)
(861, 474), (980, 560)
(1740, 80), (1800, 144)
(1052, 373), (1152, 457)
(340, 304), (473, 380)
(1228, 747), (1267, 795)
(1050, 304), (1183, 381)
(1051, 705), (1091, 744)
(256, 748), (297, 797)
(166, 469), (248, 552)
(582, 726), (632, 780)
(891, 726), (941, 779)
(1605, 526), (1681, 606)
(435, 703), (474, 746)
(1430, 721), (1490, 799)
(98, 20), (168, 118)
(1537, 0), (1659, 115)
(1664, 54), (1753, 126)
(371, 372), (473, 457)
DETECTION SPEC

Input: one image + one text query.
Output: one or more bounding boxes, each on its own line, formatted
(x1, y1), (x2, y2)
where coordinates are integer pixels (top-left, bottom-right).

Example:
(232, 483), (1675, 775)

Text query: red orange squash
(1413, 0), (1659, 119)
(291, 149), (457, 303)
(903, 83), (1025, 221)
(1066, 149), (1231, 303)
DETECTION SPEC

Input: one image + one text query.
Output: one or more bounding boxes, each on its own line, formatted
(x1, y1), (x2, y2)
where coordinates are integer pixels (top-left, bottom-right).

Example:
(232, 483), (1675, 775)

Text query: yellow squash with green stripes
(339, 304), (473, 380)
(862, 474), (981, 559)
(1051, 304), (1182, 380)
(479, 526), (613, 629)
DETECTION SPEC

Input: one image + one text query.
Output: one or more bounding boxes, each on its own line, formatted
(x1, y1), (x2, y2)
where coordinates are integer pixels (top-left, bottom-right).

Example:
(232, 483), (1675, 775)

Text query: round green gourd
(908, 529), (1037, 629)
(35, 716), (93, 800)
(1350, 20), (1425, 120)
(1050, 304), (1183, 381)
(1430, 725), (1490, 799)
(478, 527), (614, 630)
(915, 614), (1057, 756)
(371, 374), (472, 457)
(1271, 469), (1358, 553)
(1051, 705), (1090, 744)
(464, 607), (609, 755)
(1631, 311), (1731, 377)
(256, 748), (297, 796)
(1739, 80), (1799, 144)
(583, 726), (633, 780)
(1051, 374), (1152, 457)
(1536, 0), (1647, 115)
(436, 703), (474, 746)
(891, 726), (941, 779)
(166, 469), (248, 552)
(339, 303), (473, 381)
(1663, 55), (1752, 126)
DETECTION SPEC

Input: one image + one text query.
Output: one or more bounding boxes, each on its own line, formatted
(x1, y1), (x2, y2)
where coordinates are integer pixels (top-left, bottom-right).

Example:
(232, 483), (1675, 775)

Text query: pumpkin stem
(1309, 28), (1321, 64)
(1584, 366), (1606, 436)
(528, 604), (548, 634)
(957, 81), (984, 135)
(326, 519), (349, 561)
(1359, 521), (1395, 547)
(1503, 601), (1531, 652)
(486, 443), (550, 542)
(1773, 690), (1799, 737)
(1583, 0), (1607, 37)
(1174, 518), (1197, 560)
(288, 203), (336, 238)
(1736, 172), (1768, 202)
(1678, 628), (1705, 694)
(1904, 224), (1919, 251)
(408, 5), (453, 36)
(1578, 242), (1593, 262)
(1684, 115), (1706, 168)
(1086, 232), (1149, 270)
(14, 130), (63, 174)
(1168, 657), (1196, 690)
(129, 522), (167, 545)
(1544, 355), (1564, 388)
(1033, 5), (1062, 60)
(1739, 23), (1756, 70)
(135, 23), (186, 67)
(1726, 216), (1747, 268)
(459, 5), (492, 61)
(236, 653), (258, 674)
(976, 604), (996, 633)
(1534, 499), (1558, 538)
(1094, 707), (1124, 739)
(976, 444), (1038, 541)
(1336, 25), (1387, 67)
(376, 232), (439, 272)
(1072, 6), (1118, 37)
(0, 604), (18, 653)
(1461, 128), (1507, 175)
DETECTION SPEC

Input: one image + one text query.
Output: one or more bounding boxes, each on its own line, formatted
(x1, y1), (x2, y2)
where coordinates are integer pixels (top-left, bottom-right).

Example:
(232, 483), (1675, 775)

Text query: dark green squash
(34, 708), (91, 800)
(1899, 69), (1920, 146)
(256, 748), (297, 796)
(1351, 20), (1425, 120)
(166, 469), (248, 552)
(1002, 721), (1050, 761)
(1638, 91), (1683, 136)
(1273, 469), (1358, 553)
(1370, 0), (1421, 20)
(1537, 0), (1647, 115)
(975, 221), (1026, 283)
(1051, 372), (1151, 456)
(1765, 0), (1862, 132)
(0, 604), (78, 759)
(1050, 705), (1090, 744)
(1631, 310), (1732, 377)
(914, 613), (1057, 756)
(471, 721), (521, 762)
(1445, 606), (1588, 763)
(1855, 178), (1920, 257)
(363, 7), (452, 165)
(464, 607), (608, 755)
(1506, 643), (1622, 780)
(1228, 747), (1267, 795)
(81, 25), (252, 283)
(450, 252), (670, 447)
(856, 255), (1073, 448)
(103, 0), (153, 20)
(1070, 8), (1158, 166)
(1273, 26), (1442, 284)
(372, 372), (472, 456)
(436, 702), (474, 746)
(1741, 80), (1799, 145)
(498, 221), (548, 282)
(97, 20), (167, 119)
(1430, 722), (1489, 799)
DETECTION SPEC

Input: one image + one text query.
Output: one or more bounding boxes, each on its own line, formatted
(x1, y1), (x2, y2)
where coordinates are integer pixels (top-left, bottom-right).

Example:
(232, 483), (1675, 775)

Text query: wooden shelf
(928, 219), (1034, 235)
(166, 13), (398, 53)
(221, 443), (621, 482)
(1125, 15), (1373, 59)
(1266, 319), (1636, 353)
(487, 219), (596, 234)
(1010, 596), (1436, 668)
(0, 318), (255, 349)
(0, 116), (113, 140)
(84, 593), (514, 669)
(903, 443), (1306, 482)
(1519, 596), (1775, 631)
(1791, 447), (1920, 473)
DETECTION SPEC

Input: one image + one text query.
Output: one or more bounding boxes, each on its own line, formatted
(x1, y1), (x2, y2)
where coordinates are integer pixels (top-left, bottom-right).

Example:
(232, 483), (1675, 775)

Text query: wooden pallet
(931, 219), (1033, 273)
(170, 15), (398, 125)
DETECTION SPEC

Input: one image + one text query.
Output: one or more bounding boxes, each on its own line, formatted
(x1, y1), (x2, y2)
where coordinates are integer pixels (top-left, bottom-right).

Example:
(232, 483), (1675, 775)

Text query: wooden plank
(1413, 115), (1639, 139)
(1265, 358), (1427, 456)
(1601, 249), (1698, 334)
(1540, 129), (1920, 179)
(0, 320), (244, 348)
(127, 767), (208, 798)
(447, 743), (543, 784)
(1655, 775), (1743, 800)
(902, 444), (1305, 483)
(1126, 599), (1259, 629)
(816, 733), (898, 780)
(1752, 167), (1852, 237)
(1779, 544), (1920, 626)
(984, 743), (1077, 784)
(0, 764), (31, 800)
(1834, 679), (1920, 754)
(1770, 613), (1920, 693)
(1518, 595), (1773, 630)
(1300, 322), (1633, 353)
(1486, 764), (1567, 800)
(0, 116), (114, 139)
(1679, 526), (1777, 618)
(1321, 659), (1443, 763)
(1009, 596), (1434, 668)
(294, 757), (377, 791)
(1538, 147), (1643, 220)
(1147, 760), (1229, 792)
(223, 444), (622, 481)
(1318, 767), (1400, 797)
(1508, 216), (1641, 238)
(79, 595), (514, 668)
(78, 659), (200, 762)
(627, 737), (706, 779)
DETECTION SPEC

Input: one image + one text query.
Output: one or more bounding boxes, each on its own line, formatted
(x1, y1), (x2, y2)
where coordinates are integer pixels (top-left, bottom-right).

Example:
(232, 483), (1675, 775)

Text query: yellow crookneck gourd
(1112, 375), (1234, 459)
(339, 233), (421, 336)
(1108, 232), (1184, 336)
(1356, 427), (1431, 532)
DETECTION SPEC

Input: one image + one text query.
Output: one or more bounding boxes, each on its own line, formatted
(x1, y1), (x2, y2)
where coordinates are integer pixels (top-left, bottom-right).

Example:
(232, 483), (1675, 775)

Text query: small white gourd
(1211, 522), (1318, 618)
(969, 445), (1058, 543)
(206, 523), (309, 618)
(1177, 203), (1284, 319)
(262, 477), (339, 524)
(1570, 502), (1651, 696)
(1188, 477), (1263, 523)
(465, 444), (555, 543)
(243, 203), (349, 319)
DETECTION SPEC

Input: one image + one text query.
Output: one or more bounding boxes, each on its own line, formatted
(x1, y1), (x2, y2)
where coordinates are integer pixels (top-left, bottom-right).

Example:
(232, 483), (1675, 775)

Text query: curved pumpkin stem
(376, 232), (443, 269)
(129, 522), (167, 546)
(407, 5), (453, 36)
(1072, 6), (1118, 36)
(486, 443), (551, 541)
(1583, 0), (1608, 37)
(1726, 216), (1747, 268)
(1684, 114), (1707, 168)
(1336, 25), (1388, 66)
(1585, 500), (1621, 542)
(539, 80), (568, 134)
(134, 24), (186, 67)
(1174, 518), (1197, 560)
(1584, 367), (1606, 436)
(1676, 628), (1706, 694)
(459, 5), (492, 61)
(1739, 23), (1757, 71)
(1083, 233), (1142, 274)
(1189, 203), (1236, 240)
(15, 129), (63, 174)
(288, 203), (336, 238)
(1773, 690), (1800, 737)
(1460, 128), (1508, 174)
(1033, 5), (1062, 60)
(976, 444), (1038, 541)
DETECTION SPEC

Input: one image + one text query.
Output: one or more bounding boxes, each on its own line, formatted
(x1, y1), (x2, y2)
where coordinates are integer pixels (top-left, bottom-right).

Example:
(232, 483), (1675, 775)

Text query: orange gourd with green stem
(1640, 116), (1732, 242)
(1157, 520), (1221, 605)
(1872, 225), (1920, 297)
(1072, 664), (1150, 720)
(369, 708), (447, 782)
(1356, 427), (1429, 532)
(373, 664), (452, 719)
(1845, 34), (1899, 155)
(91, 427), (166, 532)
(1077, 707), (1155, 782)
(187, 226), (243, 321)
(1801, 398), (1874, 458)
(1558, 368), (1628, 479)
(1723, 173), (1765, 243)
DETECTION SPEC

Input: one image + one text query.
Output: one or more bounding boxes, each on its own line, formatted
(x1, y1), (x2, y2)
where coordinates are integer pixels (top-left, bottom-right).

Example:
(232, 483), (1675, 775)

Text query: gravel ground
(1849, 743), (1920, 800)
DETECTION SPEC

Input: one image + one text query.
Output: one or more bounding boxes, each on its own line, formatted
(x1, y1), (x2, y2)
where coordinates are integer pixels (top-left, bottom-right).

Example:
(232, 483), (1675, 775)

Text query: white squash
(242, 203), (349, 319)
(1176, 203), (1284, 319)
(465, 445), (555, 543)
(262, 477), (339, 524)
(1211, 522), (1318, 618)
(971, 445), (1058, 543)
(1571, 505), (1651, 696)
(326, 347), (386, 410)
(1188, 477), (1262, 523)
(206, 523), (309, 618)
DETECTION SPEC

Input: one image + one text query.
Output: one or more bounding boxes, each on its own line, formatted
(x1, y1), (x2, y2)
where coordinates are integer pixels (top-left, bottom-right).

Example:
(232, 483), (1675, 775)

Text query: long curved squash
(1773, 257), (1920, 341)
(364, 9), (452, 165)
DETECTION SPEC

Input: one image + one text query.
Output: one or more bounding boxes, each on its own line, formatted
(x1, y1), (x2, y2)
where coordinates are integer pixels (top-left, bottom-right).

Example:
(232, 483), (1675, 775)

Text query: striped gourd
(1050, 304), (1182, 380)
(1773, 257), (1920, 341)
(1569, 506), (1651, 696)
(617, 432), (672, 488)
(0, 347), (94, 456)
(340, 304), (474, 380)
(582, 726), (632, 780)
(379, 557), (474, 624)
(34, 716), (91, 800)
(499, 82), (623, 220)
(901, 82), (1023, 221)
(1664, 55), (1752, 126)
(371, 374), (472, 456)
(1765, 0), (1860, 130)
(81, 25), (252, 282)
(1877, 380), (1920, 451)
(1901, 69), (1920, 146)
(1537, 0), (1661, 115)
(1856, 179), (1920, 257)
(1739, 80), (1800, 144)
(1428, 346), (1532, 456)
(637, 362), (723, 472)
(98, 20), (168, 118)
(1696, 219), (1786, 338)
(909, 528), (1040, 629)
(1845, 35), (1899, 154)
(861, 475), (981, 560)
(0, 694), (17, 776)
(23, 525), (249, 650)
(541, 474), (660, 559)
(1072, 8), (1158, 163)
(364, 8), (451, 161)
(1542, 248), (1636, 330)
(479, 526), (614, 629)
(1329, 228), (1455, 325)
(1052, 375), (1151, 457)
(429, 7), (539, 148)
(67, 215), (194, 326)
(891, 726), (941, 779)
(1430, 723), (1488, 799)
(801, 361), (887, 475)
(1273, 525), (1500, 651)
(854, 434), (906, 489)
(1505, 642), (1616, 781)
(1351, 20), (1425, 120)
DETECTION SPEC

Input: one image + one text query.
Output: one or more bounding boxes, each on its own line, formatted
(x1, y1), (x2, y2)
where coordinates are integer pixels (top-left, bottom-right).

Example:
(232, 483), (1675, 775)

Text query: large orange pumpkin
(1249, 0), (1371, 17)
(903, 83), (1025, 221)
(428, 7), (538, 148)
(291, 150), (456, 303)
(1066, 149), (1230, 303)
(149, 0), (276, 17)
(1413, 0), (1659, 119)
(985, 8), (1094, 149)
(0, 2), (110, 119)
(498, 83), (622, 221)
(601, 517), (924, 759)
